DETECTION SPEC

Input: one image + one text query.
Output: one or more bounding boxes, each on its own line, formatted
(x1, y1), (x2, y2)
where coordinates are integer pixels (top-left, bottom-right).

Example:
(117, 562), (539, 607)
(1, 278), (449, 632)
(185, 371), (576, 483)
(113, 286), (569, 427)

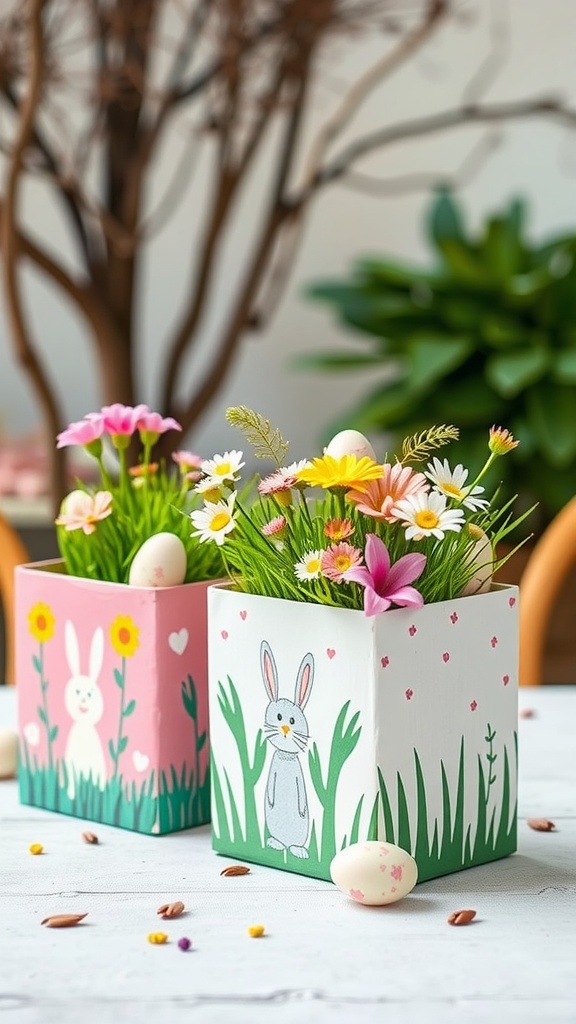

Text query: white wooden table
(1, 685), (575, 1024)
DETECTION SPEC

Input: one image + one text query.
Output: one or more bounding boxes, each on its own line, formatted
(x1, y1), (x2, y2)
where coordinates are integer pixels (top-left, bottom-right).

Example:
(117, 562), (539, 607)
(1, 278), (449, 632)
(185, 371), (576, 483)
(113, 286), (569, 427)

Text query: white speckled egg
(330, 840), (418, 906)
(324, 429), (377, 462)
(460, 528), (494, 597)
(128, 532), (187, 587)
(0, 729), (18, 780)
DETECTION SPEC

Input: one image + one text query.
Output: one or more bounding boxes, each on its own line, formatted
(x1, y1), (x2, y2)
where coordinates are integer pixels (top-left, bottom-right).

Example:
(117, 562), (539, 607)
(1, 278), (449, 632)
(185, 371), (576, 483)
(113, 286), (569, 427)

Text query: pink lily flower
(56, 418), (104, 450)
(96, 403), (151, 437)
(136, 411), (182, 445)
(345, 533), (426, 616)
(55, 490), (113, 535)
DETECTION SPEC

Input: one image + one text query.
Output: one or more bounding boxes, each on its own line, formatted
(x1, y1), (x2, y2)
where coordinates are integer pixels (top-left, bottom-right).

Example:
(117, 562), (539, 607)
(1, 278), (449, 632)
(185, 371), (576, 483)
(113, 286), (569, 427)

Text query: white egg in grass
(128, 532), (187, 587)
(460, 527), (494, 597)
(330, 840), (418, 906)
(324, 430), (378, 462)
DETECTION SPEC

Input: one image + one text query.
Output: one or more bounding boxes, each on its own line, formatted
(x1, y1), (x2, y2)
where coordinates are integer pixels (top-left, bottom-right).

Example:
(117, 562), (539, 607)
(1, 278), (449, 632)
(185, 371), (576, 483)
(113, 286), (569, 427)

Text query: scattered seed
(41, 913), (88, 928)
(147, 932), (169, 944)
(177, 937), (192, 952)
(527, 817), (556, 832)
(157, 901), (185, 919)
(447, 909), (477, 926)
(247, 924), (265, 938)
(519, 708), (535, 719)
(29, 843), (44, 855)
(220, 865), (251, 877)
(81, 831), (99, 844)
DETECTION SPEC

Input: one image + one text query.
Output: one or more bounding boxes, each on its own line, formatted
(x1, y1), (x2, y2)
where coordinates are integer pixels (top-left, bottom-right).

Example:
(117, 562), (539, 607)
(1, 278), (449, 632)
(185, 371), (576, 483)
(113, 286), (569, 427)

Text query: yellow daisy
(27, 602), (55, 643)
(294, 454), (383, 491)
(110, 615), (140, 658)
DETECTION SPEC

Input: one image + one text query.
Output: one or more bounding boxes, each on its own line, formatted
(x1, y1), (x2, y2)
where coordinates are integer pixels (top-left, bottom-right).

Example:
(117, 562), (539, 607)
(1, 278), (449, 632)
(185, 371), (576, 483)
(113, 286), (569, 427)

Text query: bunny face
(264, 697), (309, 754)
(65, 676), (104, 724)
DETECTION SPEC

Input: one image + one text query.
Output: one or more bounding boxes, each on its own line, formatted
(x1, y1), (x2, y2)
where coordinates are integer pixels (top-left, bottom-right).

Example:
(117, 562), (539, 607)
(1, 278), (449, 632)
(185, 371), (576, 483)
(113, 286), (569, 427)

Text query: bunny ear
(260, 640), (278, 702)
(65, 621), (81, 676)
(294, 653), (314, 710)
(89, 627), (104, 682)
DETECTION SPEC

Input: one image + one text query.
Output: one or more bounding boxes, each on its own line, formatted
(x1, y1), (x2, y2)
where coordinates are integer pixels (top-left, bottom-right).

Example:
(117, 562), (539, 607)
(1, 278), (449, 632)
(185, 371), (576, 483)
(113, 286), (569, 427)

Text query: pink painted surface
(16, 561), (211, 794)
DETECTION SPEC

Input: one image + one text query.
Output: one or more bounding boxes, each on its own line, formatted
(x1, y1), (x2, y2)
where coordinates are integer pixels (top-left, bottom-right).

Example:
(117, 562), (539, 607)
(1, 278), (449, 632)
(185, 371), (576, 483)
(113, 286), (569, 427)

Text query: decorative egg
(0, 729), (18, 780)
(460, 528), (494, 596)
(324, 429), (377, 462)
(330, 840), (418, 906)
(128, 532), (187, 588)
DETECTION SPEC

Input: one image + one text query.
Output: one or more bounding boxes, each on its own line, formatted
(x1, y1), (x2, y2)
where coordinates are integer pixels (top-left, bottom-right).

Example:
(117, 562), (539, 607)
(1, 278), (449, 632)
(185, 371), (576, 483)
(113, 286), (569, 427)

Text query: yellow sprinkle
(247, 924), (265, 938)
(147, 931), (169, 944)
(29, 843), (44, 855)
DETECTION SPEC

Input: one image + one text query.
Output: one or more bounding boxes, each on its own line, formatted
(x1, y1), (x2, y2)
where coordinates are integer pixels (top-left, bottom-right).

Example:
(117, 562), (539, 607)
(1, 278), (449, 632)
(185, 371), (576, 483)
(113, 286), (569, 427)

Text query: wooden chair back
(0, 510), (30, 684)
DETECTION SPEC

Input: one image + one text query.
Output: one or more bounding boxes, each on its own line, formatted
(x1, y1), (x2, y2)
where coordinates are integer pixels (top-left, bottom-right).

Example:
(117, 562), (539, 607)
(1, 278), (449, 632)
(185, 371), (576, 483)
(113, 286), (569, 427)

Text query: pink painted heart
(409, 625), (417, 637)
(509, 597), (516, 607)
(405, 688), (413, 701)
(503, 674), (510, 686)
(221, 630), (229, 640)
(380, 656), (389, 668)
(240, 610), (247, 620)
(450, 612), (458, 624)
(491, 636), (498, 648)
(327, 648), (336, 660)
(470, 700), (478, 712)
(442, 652), (450, 663)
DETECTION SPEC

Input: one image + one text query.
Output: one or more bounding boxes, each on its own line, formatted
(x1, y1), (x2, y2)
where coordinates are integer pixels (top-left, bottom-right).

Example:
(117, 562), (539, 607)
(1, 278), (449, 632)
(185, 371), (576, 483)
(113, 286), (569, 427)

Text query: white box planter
(207, 583), (519, 882)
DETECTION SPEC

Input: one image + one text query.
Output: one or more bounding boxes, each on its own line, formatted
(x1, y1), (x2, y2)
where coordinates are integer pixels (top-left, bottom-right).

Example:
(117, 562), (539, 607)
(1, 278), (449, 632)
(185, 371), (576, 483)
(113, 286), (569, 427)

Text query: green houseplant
(301, 190), (576, 534)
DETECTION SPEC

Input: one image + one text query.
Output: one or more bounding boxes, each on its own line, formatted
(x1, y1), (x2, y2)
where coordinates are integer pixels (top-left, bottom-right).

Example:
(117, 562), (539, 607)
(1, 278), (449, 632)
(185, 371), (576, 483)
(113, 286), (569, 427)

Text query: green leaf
(37, 706), (47, 725)
(429, 376), (505, 425)
(428, 189), (466, 247)
(226, 406), (289, 464)
(123, 699), (136, 718)
(197, 732), (207, 752)
(486, 348), (549, 398)
(552, 348), (576, 384)
(118, 736), (128, 754)
(527, 383), (576, 466)
(292, 352), (386, 373)
(32, 655), (41, 673)
(49, 725), (58, 742)
(108, 739), (116, 761)
(406, 334), (474, 392)
(114, 668), (124, 688)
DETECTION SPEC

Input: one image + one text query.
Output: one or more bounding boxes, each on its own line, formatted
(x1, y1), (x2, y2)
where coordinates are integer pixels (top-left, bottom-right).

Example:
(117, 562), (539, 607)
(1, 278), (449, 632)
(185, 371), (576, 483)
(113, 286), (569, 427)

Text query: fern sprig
(226, 406), (290, 466)
(400, 424), (459, 464)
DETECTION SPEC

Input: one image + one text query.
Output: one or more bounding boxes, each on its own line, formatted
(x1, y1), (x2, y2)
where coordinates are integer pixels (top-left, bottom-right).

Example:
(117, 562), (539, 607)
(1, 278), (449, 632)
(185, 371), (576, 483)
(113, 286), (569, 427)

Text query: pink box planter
(16, 560), (213, 834)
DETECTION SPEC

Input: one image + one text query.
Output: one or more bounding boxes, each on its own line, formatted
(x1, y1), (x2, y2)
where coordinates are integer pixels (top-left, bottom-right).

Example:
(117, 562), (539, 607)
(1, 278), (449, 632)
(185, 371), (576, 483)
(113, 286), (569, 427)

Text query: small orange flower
(324, 518), (354, 542)
(110, 615), (139, 658)
(28, 602), (55, 643)
(488, 426), (519, 456)
(129, 463), (159, 478)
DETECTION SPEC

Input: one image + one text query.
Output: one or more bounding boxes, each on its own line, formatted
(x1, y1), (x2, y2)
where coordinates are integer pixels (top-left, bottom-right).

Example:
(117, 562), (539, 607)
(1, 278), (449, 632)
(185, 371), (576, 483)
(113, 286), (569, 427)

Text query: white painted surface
(0, 685), (575, 1023)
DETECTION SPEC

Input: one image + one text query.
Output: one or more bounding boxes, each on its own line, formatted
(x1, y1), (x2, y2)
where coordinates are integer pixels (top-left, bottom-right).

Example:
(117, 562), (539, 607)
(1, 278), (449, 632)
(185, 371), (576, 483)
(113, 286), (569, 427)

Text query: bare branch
(461, 0), (511, 106)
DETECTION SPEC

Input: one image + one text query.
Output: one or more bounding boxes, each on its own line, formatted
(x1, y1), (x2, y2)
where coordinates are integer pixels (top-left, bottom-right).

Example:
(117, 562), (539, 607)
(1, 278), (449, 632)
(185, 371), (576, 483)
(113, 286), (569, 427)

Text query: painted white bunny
(261, 640), (314, 859)
(64, 621), (106, 799)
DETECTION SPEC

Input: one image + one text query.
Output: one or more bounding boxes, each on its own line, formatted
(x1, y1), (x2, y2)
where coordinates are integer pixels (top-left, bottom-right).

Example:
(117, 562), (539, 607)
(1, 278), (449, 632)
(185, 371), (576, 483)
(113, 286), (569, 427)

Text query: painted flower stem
(112, 656), (127, 777)
(484, 723), (497, 807)
(37, 643), (54, 770)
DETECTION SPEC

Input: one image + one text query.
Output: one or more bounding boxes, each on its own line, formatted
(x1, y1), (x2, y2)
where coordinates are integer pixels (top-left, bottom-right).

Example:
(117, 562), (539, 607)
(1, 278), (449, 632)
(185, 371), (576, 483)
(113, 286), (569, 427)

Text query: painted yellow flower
(28, 603), (55, 643)
(110, 615), (140, 658)
(294, 454), (383, 491)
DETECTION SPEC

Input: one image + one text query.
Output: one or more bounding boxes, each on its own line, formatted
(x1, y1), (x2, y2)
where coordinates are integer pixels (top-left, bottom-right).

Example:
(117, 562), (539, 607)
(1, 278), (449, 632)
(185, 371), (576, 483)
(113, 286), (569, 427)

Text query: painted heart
(327, 648), (336, 660)
(405, 688), (413, 701)
(23, 722), (40, 746)
(168, 628), (189, 655)
(509, 597), (516, 607)
(133, 751), (149, 773)
(380, 656), (389, 668)
(503, 674), (510, 686)
(409, 625), (417, 637)
(491, 636), (498, 648)
(240, 610), (247, 620)
(442, 652), (450, 663)
(450, 612), (458, 624)
(470, 700), (478, 712)
(221, 630), (229, 640)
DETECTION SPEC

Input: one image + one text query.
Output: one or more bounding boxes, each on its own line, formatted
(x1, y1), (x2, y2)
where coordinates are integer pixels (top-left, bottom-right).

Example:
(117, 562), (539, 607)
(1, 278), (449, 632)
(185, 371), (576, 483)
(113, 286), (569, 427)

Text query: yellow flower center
(334, 555), (352, 572)
(210, 512), (231, 531)
(37, 615), (47, 631)
(202, 487), (222, 503)
(415, 509), (440, 530)
(215, 463), (231, 477)
(306, 558), (321, 574)
(118, 627), (131, 645)
(442, 482), (463, 499)
(275, 489), (292, 506)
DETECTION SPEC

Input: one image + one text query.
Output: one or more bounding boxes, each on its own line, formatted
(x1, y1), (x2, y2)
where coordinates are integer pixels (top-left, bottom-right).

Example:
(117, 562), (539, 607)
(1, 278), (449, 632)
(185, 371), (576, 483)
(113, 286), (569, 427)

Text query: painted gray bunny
(260, 640), (314, 859)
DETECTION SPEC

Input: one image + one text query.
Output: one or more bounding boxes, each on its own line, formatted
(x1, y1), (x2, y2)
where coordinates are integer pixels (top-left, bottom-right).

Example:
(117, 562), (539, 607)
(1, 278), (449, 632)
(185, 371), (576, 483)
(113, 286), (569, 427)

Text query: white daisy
(393, 490), (465, 541)
(294, 550), (323, 581)
(425, 458), (489, 512)
(201, 450), (244, 485)
(189, 492), (237, 546)
(194, 477), (224, 503)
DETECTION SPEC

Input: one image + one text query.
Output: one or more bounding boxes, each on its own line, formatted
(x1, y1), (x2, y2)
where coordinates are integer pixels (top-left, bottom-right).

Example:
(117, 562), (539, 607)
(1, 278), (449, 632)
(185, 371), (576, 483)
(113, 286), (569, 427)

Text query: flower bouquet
(16, 404), (224, 834)
(203, 409), (528, 883)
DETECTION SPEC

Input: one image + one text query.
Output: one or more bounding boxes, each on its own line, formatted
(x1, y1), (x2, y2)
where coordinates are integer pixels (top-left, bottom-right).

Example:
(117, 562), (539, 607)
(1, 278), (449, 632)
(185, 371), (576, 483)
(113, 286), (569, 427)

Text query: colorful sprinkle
(247, 924), (265, 938)
(177, 937), (192, 951)
(29, 843), (44, 855)
(147, 932), (169, 944)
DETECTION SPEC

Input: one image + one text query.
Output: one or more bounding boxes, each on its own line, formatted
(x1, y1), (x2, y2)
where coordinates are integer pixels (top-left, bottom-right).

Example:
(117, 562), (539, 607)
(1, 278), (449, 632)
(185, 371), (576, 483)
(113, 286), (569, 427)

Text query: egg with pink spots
(330, 840), (418, 906)
(128, 532), (187, 587)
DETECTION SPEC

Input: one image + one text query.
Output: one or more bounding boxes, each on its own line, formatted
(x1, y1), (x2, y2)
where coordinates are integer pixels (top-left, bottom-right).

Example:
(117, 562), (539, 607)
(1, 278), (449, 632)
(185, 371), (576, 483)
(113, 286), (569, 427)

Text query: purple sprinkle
(177, 937), (192, 952)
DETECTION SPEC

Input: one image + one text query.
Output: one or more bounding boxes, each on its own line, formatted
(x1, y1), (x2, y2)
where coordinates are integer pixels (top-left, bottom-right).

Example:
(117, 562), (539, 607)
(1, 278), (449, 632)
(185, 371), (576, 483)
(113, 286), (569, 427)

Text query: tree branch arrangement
(1, 0), (574, 508)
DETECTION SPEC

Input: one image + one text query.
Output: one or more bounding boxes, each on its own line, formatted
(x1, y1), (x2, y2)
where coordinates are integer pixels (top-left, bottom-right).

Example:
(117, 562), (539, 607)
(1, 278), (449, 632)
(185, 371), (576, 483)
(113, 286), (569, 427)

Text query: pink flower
(96, 404), (151, 437)
(345, 533), (426, 616)
(56, 418), (104, 450)
(172, 450), (203, 471)
(347, 464), (428, 522)
(262, 516), (287, 537)
(258, 472), (292, 497)
(55, 490), (113, 535)
(321, 542), (363, 583)
(137, 411), (182, 444)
